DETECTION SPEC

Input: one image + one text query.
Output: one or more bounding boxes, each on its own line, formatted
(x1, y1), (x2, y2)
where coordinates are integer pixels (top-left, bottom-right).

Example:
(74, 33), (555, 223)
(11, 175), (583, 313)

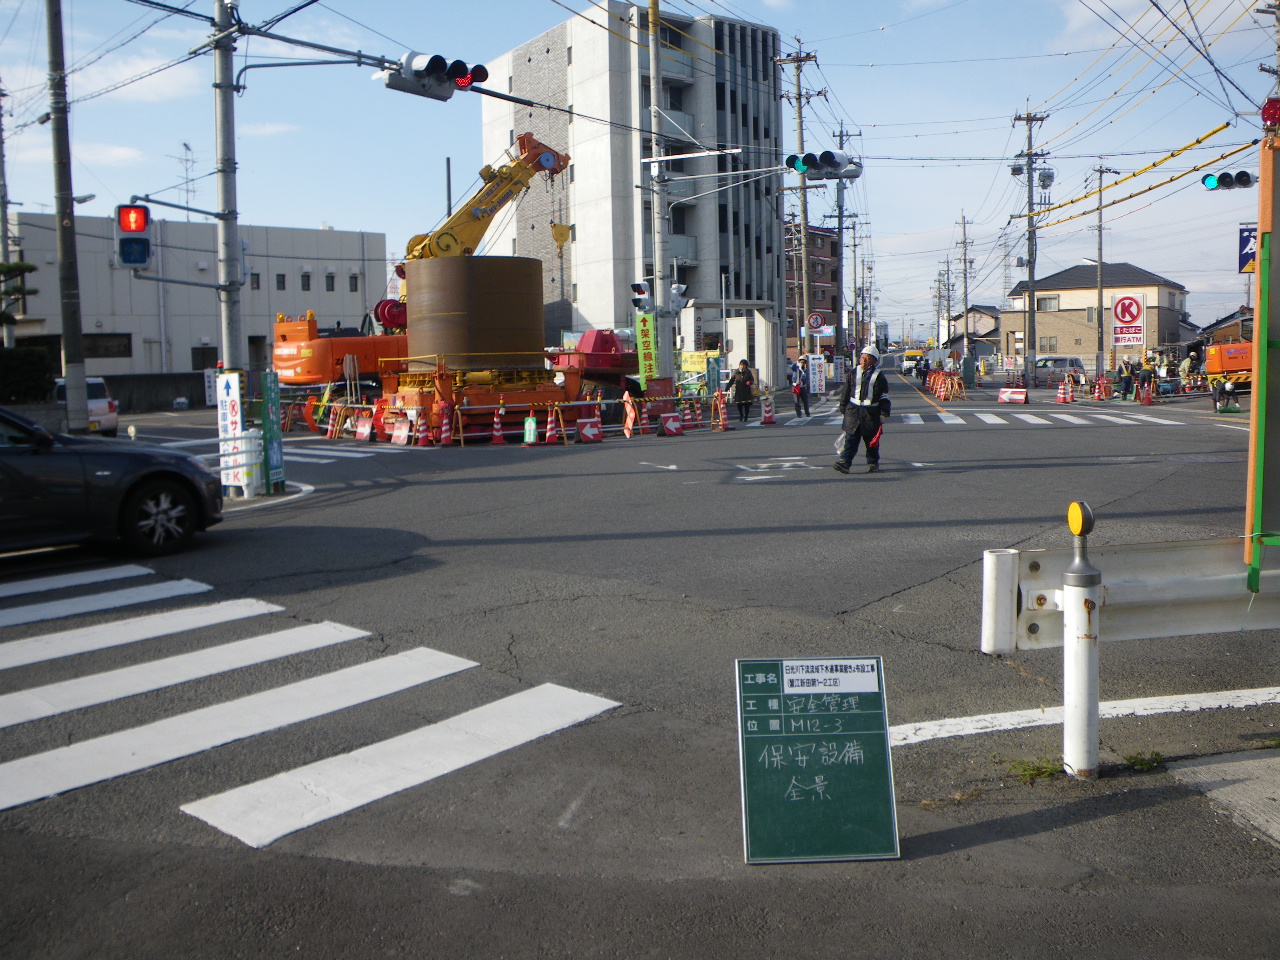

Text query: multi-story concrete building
(9, 212), (386, 379)
(783, 221), (840, 359)
(1006, 262), (1189, 370)
(481, 1), (786, 386)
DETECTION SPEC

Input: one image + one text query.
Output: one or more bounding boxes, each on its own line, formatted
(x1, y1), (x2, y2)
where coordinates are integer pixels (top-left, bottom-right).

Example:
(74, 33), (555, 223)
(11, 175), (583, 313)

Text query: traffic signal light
(1202, 171), (1255, 190)
(383, 52), (489, 101)
(114, 203), (152, 269)
(630, 281), (653, 312)
(786, 151), (863, 181)
(670, 282), (690, 312)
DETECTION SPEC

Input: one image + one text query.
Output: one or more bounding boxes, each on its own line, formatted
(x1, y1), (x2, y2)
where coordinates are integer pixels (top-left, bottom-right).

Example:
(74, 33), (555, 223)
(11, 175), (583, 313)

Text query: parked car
(1035, 356), (1088, 385)
(54, 376), (118, 436)
(0, 406), (222, 555)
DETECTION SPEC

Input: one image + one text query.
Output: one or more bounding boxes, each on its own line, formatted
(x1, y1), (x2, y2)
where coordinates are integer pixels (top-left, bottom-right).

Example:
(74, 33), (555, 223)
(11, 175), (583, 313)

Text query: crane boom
(405, 133), (570, 260)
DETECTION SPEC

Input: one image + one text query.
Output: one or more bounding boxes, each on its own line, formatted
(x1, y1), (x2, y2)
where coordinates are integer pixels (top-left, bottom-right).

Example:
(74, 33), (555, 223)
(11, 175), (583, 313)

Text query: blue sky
(1, 0), (1274, 338)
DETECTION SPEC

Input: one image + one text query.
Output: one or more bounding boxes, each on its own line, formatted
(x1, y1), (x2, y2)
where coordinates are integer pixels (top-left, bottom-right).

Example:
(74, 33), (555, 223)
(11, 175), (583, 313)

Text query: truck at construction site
(273, 133), (648, 442)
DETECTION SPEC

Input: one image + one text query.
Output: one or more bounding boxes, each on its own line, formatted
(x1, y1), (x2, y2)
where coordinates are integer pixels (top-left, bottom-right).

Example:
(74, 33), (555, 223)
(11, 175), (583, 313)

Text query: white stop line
(890, 686), (1280, 746)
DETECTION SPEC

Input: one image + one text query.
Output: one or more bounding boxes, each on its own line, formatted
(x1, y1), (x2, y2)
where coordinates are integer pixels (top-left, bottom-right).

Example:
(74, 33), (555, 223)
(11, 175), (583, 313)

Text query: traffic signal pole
(647, 0), (674, 379)
(779, 46), (817, 356)
(213, 0), (244, 371)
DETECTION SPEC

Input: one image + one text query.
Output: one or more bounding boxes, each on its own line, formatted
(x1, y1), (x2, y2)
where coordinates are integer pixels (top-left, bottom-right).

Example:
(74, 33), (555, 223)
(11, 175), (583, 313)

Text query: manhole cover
(1167, 454), (1244, 463)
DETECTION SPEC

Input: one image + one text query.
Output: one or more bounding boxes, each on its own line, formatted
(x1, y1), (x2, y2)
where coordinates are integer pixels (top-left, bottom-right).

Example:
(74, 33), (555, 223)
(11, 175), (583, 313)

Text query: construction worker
(834, 344), (891, 475)
(1179, 352), (1197, 392)
(1138, 355), (1156, 400)
(1118, 356), (1135, 400)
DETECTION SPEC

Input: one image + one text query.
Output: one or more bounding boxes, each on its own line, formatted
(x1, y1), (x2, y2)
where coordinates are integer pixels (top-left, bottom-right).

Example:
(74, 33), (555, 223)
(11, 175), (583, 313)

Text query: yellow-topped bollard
(1063, 500), (1102, 780)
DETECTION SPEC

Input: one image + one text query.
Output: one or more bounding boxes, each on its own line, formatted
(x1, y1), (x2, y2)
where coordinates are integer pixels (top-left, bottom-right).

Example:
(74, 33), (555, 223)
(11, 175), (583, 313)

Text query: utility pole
(213, 0), (244, 371)
(647, 0), (672, 377)
(944, 258), (953, 345)
(1094, 163), (1119, 377)
(0, 82), (12, 349)
(1014, 110), (1048, 386)
(44, 0), (87, 430)
(958, 212), (972, 356)
(847, 216), (858, 354)
(833, 122), (849, 356)
(778, 44), (818, 355)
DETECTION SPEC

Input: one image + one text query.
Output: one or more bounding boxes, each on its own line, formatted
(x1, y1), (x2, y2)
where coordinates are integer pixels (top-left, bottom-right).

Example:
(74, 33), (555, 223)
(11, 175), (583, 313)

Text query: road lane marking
(182, 683), (622, 848)
(974, 413), (1007, 424)
(889, 686), (1280, 746)
(1217, 424), (1251, 432)
(1011, 413), (1051, 425)
(0, 580), (212, 629)
(1048, 413), (1092, 425)
(0, 565), (152, 600)
(283, 448), (373, 459)
(283, 455), (336, 464)
(1125, 413), (1183, 425)
(1090, 414), (1140, 425)
(901, 413), (924, 424)
(938, 413), (964, 425)
(0, 622), (369, 729)
(0, 646), (478, 812)
(0, 599), (284, 670)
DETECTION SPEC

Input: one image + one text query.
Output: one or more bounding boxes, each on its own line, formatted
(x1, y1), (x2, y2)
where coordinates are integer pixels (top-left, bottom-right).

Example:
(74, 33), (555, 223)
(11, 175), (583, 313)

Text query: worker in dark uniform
(834, 344), (891, 475)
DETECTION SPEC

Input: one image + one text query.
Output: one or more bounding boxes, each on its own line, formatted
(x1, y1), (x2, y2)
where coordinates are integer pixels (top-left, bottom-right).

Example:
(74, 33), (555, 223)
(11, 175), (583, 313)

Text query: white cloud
(240, 123), (302, 137)
(71, 53), (204, 103)
(73, 142), (149, 166)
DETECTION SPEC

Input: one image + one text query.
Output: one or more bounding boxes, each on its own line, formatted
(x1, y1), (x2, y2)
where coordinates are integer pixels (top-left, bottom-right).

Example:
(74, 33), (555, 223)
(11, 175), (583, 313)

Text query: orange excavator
(273, 133), (570, 386)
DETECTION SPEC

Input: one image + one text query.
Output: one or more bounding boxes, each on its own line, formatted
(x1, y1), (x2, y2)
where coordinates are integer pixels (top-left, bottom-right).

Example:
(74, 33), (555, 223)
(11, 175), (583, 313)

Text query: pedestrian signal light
(114, 203), (152, 269)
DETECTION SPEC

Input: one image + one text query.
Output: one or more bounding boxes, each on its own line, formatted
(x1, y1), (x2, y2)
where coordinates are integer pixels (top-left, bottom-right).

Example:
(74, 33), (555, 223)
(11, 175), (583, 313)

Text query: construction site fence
(287, 392), (739, 444)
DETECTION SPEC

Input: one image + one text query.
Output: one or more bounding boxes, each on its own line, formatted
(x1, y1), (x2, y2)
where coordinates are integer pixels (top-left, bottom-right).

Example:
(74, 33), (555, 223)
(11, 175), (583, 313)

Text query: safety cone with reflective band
(693, 396), (703, 426)
(639, 404), (652, 435)
(1056, 381), (1070, 404)
(438, 402), (454, 445)
(1141, 382), (1155, 405)
(761, 393), (776, 424)
(1067, 380), (1076, 403)
(681, 400), (695, 430)
(326, 406), (341, 438)
(545, 406), (562, 445)
(711, 390), (734, 431)
(491, 397), (507, 444)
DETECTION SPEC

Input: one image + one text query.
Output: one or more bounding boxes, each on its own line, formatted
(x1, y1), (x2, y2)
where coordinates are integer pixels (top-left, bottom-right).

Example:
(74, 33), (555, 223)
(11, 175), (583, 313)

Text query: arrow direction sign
(639, 462), (678, 471)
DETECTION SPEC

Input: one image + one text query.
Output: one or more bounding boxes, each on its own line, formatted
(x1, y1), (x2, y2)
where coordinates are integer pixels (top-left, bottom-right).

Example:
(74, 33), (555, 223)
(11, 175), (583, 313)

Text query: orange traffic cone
(1056, 382), (1069, 404)
(761, 393), (776, 425)
(544, 406), (560, 445)
(491, 397), (507, 444)
(439, 403), (454, 445)
(416, 412), (432, 447)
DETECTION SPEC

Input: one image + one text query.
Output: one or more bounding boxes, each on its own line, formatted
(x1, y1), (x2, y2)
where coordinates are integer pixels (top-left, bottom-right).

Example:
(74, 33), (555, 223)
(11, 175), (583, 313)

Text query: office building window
(301, 273), (311, 292)
(275, 274), (286, 291)
(349, 274), (359, 293)
(250, 272), (260, 290)
(571, 283), (578, 302)
(191, 345), (218, 370)
(83, 333), (132, 358)
(567, 45), (572, 64)
(325, 274), (335, 292)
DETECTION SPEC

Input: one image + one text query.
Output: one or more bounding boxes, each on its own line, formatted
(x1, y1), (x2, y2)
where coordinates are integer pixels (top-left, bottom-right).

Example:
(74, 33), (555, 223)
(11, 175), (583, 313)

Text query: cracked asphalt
(3, 390), (1279, 958)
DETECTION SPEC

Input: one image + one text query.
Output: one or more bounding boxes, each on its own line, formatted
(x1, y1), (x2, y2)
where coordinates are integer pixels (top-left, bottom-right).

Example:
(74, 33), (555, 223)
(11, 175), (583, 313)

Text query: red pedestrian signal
(117, 204), (149, 232)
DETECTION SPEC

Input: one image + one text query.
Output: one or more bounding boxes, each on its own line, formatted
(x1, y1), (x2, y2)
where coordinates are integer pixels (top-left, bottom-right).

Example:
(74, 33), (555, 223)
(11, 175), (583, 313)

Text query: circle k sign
(1112, 294), (1145, 346)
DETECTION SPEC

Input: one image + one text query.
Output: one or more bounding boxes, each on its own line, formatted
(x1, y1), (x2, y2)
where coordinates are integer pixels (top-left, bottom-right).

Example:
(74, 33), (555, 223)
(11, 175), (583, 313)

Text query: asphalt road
(2, 380), (1278, 959)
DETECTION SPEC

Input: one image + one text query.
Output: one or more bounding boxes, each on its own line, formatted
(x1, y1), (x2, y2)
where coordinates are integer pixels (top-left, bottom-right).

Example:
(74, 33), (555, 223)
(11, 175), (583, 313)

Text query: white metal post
(1062, 504), (1101, 780)
(980, 548), (1020, 655)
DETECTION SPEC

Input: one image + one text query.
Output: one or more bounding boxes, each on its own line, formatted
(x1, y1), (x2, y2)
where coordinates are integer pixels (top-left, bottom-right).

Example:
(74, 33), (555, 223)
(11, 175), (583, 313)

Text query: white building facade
(9, 212), (386, 375)
(481, 2), (786, 387)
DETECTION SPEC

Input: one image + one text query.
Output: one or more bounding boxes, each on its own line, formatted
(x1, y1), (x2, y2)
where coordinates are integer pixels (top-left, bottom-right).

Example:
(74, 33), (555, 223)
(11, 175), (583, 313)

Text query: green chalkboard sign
(736, 657), (899, 863)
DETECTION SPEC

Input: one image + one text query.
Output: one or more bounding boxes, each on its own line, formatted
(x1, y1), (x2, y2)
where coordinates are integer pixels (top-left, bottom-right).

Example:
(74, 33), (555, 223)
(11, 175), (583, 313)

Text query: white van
(55, 377), (119, 436)
(1035, 356), (1087, 385)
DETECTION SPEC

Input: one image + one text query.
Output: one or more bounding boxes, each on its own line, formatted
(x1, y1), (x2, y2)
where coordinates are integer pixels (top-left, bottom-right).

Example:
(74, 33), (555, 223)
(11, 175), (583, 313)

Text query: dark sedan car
(0, 406), (222, 555)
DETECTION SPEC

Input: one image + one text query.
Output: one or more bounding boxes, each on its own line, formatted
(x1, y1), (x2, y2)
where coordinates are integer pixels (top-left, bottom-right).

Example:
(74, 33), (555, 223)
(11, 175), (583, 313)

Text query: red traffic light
(1263, 97), (1280, 128)
(116, 204), (150, 232)
(454, 64), (488, 89)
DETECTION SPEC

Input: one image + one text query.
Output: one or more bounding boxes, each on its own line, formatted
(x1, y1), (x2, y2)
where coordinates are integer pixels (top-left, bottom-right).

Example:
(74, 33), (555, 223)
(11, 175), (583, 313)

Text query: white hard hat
(861, 344), (880, 361)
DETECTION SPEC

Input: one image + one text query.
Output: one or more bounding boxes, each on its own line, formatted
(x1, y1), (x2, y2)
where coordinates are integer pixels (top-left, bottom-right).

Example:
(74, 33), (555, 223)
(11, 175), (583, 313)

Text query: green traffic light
(1202, 173), (1219, 189)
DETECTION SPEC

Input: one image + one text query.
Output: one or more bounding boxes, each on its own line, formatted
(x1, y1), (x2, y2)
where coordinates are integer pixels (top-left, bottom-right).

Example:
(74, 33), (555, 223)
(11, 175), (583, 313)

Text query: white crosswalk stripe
(0, 580), (211, 629)
(890, 411), (1185, 427)
(0, 568), (620, 844)
(182, 684), (621, 847)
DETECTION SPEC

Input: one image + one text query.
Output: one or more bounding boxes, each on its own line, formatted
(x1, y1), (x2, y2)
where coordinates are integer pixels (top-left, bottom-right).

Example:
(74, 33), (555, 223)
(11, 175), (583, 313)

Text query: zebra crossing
(840, 410), (1183, 428)
(0, 564), (619, 847)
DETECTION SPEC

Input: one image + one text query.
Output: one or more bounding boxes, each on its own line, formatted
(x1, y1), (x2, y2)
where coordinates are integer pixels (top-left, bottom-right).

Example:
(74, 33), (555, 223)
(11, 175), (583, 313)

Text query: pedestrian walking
(727, 360), (756, 423)
(833, 344), (891, 475)
(792, 356), (811, 417)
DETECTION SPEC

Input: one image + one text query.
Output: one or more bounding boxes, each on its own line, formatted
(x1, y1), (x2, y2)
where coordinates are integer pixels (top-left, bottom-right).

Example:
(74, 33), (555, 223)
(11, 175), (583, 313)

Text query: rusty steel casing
(405, 256), (545, 370)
